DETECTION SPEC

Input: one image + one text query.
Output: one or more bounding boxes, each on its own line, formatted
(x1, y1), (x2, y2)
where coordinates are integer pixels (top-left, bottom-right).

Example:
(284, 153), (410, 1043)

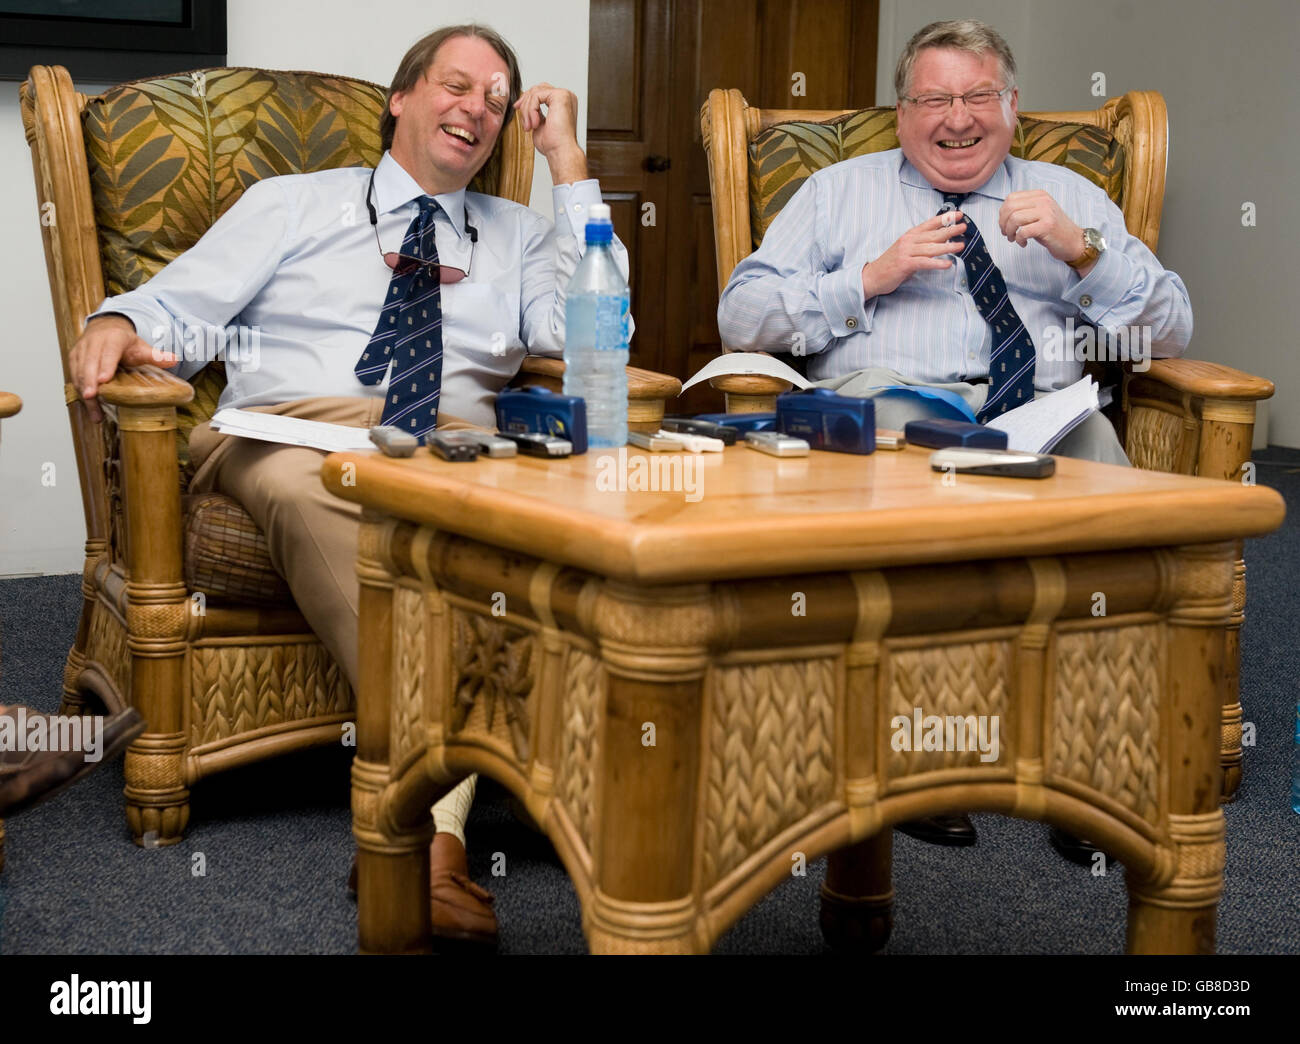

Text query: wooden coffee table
(323, 442), (1283, 954)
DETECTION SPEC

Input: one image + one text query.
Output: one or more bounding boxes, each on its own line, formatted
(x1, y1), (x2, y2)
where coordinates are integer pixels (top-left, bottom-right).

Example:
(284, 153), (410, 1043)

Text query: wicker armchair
(21, 64), (679, 847)
(700, 88), (1271, 802)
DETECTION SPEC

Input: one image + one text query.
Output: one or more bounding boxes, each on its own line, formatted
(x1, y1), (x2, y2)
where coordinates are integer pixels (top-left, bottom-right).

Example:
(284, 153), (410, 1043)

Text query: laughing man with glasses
(68, 23), (630, 950)
(719, 16), (1190, 464)
(718, 18), (1191, 854)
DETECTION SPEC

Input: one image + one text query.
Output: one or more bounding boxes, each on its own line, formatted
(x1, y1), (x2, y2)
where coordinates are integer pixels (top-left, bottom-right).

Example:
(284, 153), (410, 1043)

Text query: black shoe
(896, 814), (977, 847)
(1048, 826), (1118, 867)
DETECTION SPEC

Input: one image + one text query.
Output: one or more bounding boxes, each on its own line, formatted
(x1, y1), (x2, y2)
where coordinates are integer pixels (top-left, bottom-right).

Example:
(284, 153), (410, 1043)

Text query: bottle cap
(584, 202), (613, 244)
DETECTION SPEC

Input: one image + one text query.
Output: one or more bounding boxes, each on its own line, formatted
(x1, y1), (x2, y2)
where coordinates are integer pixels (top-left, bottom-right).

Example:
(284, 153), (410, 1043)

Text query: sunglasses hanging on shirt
(365, 167), (477, 284)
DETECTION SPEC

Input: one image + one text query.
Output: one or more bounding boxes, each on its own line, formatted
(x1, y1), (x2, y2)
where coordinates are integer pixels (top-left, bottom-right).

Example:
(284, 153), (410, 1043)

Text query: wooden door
(587, 0), (879, 412)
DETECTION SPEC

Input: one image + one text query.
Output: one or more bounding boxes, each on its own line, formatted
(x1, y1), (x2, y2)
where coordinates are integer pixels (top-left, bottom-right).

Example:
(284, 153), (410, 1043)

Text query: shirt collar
(898, 153), (1012, 202)
(373, 151), (468, 241)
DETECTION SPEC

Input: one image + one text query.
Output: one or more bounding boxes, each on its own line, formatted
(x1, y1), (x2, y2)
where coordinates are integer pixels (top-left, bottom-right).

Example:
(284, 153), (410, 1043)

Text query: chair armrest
(708, 350), (793, 412)
(1138, 359), (1274, 401)
(710, 373), (792, 397)
(89, 367), (188, 584)
(1124, 359), (1272, 480)
(517, 356), (682, 400)
(0, 391), (21, 419)
(97, 365), (195, 408)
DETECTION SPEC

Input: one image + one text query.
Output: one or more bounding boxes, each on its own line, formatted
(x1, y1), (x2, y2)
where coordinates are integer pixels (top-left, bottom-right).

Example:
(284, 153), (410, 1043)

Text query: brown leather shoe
(0, 705), (145, 817)
(430, 831), (498, 947)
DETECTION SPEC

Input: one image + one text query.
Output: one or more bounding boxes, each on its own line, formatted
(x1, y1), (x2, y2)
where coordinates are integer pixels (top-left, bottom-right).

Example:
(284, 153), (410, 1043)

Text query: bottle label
(593, 296), (629, 351)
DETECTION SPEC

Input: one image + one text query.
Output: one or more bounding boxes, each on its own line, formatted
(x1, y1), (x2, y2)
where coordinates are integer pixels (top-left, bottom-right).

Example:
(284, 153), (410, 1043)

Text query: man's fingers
(917, 239), (962, 256)
(1014, 219), (1048, 246)
(927, 221), (966, 241)
(124, 339), (170, 367)
(923, 211), (962, 230)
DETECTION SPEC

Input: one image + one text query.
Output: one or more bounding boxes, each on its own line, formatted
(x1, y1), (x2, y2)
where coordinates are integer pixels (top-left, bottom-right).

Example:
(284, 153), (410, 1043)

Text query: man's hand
(514, 83), (587, 185)
(998, 190), (1091, 272)
(861, 212), (966, 299)
(68, 314), (174, 423)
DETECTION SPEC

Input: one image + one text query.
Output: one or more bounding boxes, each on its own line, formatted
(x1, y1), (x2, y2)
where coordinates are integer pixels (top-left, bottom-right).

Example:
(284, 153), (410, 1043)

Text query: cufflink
(845, 317), (858, 329)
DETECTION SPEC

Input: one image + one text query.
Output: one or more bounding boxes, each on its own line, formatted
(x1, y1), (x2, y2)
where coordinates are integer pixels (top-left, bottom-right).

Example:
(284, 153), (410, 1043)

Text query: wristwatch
(1067, 227), (1106, 270)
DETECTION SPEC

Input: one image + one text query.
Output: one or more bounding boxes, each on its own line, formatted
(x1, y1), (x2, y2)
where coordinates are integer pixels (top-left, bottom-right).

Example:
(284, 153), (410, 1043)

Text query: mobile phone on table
(929, 447), (1055, 478)
(744, 431), (809, 457)
(498, 431), (572, 458)
(424, 430), (480, 461)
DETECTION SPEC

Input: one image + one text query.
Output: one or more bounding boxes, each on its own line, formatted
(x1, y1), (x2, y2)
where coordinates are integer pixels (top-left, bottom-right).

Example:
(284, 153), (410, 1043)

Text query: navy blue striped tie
(355, 197), (443, 437)
(941, 192), (1036, 421)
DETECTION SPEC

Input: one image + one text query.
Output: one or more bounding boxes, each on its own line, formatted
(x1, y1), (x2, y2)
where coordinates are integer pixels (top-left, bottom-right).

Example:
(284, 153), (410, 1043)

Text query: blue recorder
(775, 388), (876, 454)
(495, 386), (588, 455)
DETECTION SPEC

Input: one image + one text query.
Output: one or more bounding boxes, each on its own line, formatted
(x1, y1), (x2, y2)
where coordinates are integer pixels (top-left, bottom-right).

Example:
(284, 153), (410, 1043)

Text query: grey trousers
(812, 367), (1130, 467)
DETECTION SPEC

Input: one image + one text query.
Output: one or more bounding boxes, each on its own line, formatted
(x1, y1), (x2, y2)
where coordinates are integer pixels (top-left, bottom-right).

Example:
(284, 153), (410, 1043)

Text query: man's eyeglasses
(374, 237), (469, 284)
(902, 86), (1012, 112)
(365, 167), (474, 284)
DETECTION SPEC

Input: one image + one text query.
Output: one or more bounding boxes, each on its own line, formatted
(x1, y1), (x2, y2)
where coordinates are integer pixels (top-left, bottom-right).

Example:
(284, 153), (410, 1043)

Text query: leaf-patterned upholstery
(748, 109), (1125, 250)
(79, 67), (486, 604)
(82, 67), (507, 470)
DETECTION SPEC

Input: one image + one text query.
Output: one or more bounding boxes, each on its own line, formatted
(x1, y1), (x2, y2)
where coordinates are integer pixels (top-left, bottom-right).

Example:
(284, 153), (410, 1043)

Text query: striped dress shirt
(93, 152), (629, 431)
(717, 151), (1192, 390)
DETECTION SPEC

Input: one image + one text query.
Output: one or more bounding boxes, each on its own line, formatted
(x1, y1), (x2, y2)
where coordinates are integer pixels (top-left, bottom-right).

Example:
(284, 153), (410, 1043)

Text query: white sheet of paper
(210, 408), (377, 453)
(679, 352), (813, 394)
(985, 376), (1099, 453)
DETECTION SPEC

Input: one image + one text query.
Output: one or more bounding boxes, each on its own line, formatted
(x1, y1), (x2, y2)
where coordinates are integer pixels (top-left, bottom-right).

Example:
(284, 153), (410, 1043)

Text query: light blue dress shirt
(94, 151), (629, 429)
(717, 150), (1192, 391)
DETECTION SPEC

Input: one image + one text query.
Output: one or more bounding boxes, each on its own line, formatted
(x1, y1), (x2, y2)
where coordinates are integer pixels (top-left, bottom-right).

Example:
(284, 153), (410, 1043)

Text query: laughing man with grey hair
(719, 19), (1191, 853)
(719, 18), (1191, 468)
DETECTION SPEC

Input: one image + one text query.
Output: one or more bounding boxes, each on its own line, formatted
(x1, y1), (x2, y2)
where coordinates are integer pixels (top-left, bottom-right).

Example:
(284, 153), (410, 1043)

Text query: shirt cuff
(818, 256), (875, 339)
(1061, 245), (1132, 322)
(86, 307), (141, 333)
(551, 179), (604, 240)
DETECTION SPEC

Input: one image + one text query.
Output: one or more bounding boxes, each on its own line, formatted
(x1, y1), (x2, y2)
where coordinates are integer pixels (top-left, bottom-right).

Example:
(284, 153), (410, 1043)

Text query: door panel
(587, 0), (878, 412)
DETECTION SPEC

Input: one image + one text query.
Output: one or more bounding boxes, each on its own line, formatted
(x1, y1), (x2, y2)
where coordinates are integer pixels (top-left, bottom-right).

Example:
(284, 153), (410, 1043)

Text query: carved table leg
(354, 758), (433, 955)
(1126, 544), (1231, 954)
(819, 831), (893, 952)
(585, 582), (711, 954)
(353, 516), (434, 954)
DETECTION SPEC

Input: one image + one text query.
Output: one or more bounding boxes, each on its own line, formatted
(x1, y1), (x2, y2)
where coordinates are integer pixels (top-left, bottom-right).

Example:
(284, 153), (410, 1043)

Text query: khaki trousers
(188, 397), (478, 691)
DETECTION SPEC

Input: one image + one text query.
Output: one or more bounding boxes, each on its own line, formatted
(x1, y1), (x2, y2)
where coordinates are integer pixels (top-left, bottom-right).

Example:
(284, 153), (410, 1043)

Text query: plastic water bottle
(1291, 701), (1300, 814)
(564, 203), (629, 449)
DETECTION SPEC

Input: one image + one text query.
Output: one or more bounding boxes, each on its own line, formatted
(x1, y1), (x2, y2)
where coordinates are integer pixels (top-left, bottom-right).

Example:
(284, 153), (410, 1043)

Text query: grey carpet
(2, 447), (1297, 954)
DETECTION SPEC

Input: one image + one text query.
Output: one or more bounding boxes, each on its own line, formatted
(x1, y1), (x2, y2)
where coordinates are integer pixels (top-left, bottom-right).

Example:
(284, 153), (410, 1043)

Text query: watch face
(1084, 228), (1105, 252)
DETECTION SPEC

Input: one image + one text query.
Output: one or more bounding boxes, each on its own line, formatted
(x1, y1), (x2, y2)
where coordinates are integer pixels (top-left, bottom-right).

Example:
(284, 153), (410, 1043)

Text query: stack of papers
(210, 409), (376, 452)
(985, 377), (1100, 453)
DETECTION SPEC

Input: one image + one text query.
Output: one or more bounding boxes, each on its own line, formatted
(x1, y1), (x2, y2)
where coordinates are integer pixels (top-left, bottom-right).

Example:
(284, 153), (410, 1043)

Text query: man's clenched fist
(998, 189), (1092, 273)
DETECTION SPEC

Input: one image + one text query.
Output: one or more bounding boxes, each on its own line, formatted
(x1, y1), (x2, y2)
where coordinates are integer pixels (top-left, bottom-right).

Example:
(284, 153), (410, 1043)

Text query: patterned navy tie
(941, 192), (1036, 421)
(355, 196), (443, 437)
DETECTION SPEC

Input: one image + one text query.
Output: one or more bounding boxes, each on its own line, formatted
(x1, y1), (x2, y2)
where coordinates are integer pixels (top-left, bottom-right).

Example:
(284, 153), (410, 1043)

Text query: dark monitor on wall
(0, 0), (226, 82)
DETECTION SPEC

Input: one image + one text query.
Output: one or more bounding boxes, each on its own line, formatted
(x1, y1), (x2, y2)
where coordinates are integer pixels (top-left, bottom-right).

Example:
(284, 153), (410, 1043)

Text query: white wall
(878, 0), (1300, 447)
(0, 0), (589, 576)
